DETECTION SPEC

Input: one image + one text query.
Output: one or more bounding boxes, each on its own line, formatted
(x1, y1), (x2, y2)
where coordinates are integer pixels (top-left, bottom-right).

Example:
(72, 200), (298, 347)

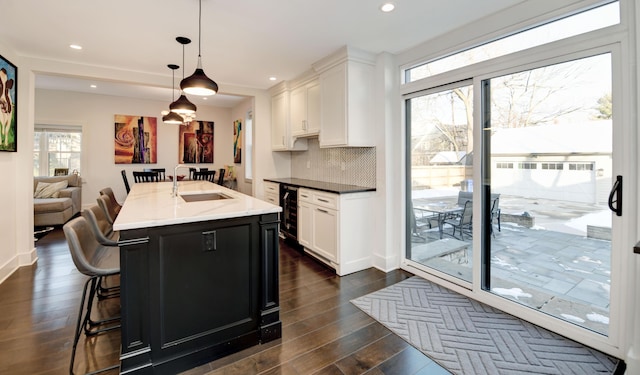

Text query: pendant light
(163, 64), (185, 125)
(180, 0), (219, 96)
(170, 37), (197, 115)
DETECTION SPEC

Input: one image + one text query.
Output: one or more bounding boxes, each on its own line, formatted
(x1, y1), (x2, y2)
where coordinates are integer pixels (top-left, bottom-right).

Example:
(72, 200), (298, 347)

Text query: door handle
(608, 175), (622, 216)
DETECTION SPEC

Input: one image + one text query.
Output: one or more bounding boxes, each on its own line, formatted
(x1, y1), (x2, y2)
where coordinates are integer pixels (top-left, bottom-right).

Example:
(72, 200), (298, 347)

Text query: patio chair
(444, 200), (472, 240)
(409, 200), (437, 242)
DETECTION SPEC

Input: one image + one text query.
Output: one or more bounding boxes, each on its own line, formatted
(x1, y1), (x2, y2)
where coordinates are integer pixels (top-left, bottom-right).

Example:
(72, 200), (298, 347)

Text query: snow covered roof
(490, 120), (612, 155)
(430, 151), (467, 164)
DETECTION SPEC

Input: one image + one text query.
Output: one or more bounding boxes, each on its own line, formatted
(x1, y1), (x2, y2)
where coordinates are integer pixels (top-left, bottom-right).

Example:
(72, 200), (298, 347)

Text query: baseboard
(20, 246), (38, 266)
(338, 256), (372, 276)
(0, 247), (38, 285)
(0, 256), (19, 285)
(371, 252), (400, 274)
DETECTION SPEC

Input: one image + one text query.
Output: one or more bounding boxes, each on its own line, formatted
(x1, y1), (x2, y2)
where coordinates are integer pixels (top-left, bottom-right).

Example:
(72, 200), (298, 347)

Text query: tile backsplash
(291, 138), (376, 188)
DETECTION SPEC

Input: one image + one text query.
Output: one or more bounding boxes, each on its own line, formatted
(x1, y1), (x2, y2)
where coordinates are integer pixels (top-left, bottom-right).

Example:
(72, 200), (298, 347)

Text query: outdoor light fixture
(180, 0), (219, 96)
(163, 64), (185, 125)
(170, 37), (197, 115)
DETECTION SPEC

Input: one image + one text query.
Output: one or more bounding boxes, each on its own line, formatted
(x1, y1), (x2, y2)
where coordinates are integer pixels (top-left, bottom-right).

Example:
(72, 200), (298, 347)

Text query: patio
(410, 194), (612, 335)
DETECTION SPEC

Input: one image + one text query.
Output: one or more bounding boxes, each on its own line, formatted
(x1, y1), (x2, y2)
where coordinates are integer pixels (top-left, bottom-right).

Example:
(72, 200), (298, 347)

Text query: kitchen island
(113, 181), (281, 374)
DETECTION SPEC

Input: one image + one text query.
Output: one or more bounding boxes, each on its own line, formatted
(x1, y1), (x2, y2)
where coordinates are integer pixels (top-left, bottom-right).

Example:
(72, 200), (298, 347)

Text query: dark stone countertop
(264, 178), (375, 194)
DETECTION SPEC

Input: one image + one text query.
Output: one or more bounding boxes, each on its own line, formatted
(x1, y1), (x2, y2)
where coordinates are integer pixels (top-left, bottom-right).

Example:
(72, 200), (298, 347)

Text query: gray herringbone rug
(351, 276), (619, 375)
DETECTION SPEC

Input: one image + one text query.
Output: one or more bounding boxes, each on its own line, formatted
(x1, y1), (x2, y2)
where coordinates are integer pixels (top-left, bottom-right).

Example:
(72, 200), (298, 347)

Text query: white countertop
(113, 181), (281, 231)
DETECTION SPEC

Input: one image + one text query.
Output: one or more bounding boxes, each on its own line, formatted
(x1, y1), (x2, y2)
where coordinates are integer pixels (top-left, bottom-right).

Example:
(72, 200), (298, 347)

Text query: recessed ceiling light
(269, 76), (277, 81)
(90, 84), (97, 89)
(69, 44), (83, 50)
(380, 3), (395, 12)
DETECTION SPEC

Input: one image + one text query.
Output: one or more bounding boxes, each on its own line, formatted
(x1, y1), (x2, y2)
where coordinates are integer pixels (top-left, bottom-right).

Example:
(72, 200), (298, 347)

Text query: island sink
(180, 192), (233, 202)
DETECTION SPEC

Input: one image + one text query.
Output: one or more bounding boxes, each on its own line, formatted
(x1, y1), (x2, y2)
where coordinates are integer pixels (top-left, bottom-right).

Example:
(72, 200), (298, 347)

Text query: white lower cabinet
(297, 199), (312, 248)
(298, 187), (374, 276)
(311, 204), (338, 262)
(263, 181), (279, 205)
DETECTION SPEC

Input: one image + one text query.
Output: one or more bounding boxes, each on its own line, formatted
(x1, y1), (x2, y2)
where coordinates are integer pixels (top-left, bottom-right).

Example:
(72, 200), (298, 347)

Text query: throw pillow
(34, 180), (68, 198)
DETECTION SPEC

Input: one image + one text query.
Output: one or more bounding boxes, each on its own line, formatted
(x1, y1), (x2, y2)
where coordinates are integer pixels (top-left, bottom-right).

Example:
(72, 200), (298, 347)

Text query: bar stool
(97, 195), (119, 225)
(82, 205), (119, 246)
(99, 187), (122, 216)
(82, 205), (120, 300)
(63, 216), (120, 375)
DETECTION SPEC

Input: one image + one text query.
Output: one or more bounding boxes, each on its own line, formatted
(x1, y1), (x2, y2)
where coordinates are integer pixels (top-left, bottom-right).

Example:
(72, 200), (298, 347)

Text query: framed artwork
(114, 115), (157, 164)
(0, 54), (17, 152)
(233, 119), (242, 163)
(179, 120), (214, 164)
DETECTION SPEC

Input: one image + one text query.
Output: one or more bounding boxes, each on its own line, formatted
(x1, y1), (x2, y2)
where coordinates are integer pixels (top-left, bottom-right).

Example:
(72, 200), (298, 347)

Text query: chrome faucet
(173, 164), (189, 196)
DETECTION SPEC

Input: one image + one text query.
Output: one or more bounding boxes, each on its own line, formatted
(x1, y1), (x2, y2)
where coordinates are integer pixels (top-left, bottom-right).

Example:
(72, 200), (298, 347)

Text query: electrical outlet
(341, 162), (346, 171)
(307, 160), (311, 169)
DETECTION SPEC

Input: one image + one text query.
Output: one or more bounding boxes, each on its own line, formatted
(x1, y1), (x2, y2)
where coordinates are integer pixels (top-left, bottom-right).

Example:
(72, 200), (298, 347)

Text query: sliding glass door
(483, 53), (613, 335)
(406, 82), (474, 285)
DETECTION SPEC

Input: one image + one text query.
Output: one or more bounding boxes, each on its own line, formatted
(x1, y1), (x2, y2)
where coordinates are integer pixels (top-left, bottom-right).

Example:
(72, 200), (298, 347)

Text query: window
(541, 163), (564, 170)
(518, 162), (537, 169)
(568, 162), (594, 171)
(34, 125), (82, 176)
(405, 2), (619, 82)
(496, 162), (513, 169)
(244, 111), (253, 181)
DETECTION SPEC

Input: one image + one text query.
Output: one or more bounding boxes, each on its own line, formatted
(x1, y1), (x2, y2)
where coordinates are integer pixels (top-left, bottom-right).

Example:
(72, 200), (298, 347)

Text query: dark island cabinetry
(118, 213), (280, 374)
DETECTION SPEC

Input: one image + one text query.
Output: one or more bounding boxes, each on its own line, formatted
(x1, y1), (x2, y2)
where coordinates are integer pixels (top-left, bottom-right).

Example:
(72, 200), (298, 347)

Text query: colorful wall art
(233, 119), (242, 164)
(114, 115), (157, 164)
(179, 120), (214, 164)
(0, 54), (17, 152)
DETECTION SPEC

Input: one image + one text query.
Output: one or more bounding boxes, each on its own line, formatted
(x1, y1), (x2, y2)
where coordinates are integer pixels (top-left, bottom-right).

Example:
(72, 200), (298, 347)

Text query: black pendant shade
(170, 37), (197, 115)
(163, 64), (184, 125)
(181, 66), (218, 96)
(170, 94), (197, 115)
(163, 111), (184, 125)
(180, 0), (218, 96)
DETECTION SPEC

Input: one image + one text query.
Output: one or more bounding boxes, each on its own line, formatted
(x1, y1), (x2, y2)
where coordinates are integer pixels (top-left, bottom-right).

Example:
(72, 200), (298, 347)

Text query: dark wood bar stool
(133, 171), (159, 183)
(193, 170), (216, 182)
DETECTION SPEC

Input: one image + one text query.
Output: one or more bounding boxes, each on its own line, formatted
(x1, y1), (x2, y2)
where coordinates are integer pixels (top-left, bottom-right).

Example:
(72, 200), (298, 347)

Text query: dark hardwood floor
(0, 229), (448, 375)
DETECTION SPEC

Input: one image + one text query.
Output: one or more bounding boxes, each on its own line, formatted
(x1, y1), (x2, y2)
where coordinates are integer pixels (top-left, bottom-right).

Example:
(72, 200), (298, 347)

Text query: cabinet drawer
(312, 191), (338, 210)
(264, 181), (279, 195)
(298, 188), (313, 203)
(264, 193), (279, 205)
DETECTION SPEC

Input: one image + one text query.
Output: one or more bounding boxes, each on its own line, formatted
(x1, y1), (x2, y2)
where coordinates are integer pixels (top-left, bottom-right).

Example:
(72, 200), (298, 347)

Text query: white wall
(0, 53), (286, 285)
(0, 41), (29, 284)
(35, 89), (236, 206)
(230, 97), (254, 195)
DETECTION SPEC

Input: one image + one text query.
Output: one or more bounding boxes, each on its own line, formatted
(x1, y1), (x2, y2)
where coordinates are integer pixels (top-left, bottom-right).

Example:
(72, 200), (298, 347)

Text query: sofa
(33, 174), (82, 226)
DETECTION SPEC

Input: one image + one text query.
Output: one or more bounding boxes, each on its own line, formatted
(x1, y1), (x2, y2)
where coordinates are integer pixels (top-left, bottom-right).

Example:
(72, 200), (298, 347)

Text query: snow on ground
(565, 210), (611, 232)
(561, 314), (586, 323)
(587, 313), (610, 324)
(492, 287), (533, 300)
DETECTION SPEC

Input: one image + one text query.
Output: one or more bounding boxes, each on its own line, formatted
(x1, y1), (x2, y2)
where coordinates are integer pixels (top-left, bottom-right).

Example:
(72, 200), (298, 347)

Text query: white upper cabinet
(314, 47), (376, 148)
(270, 82), (307, 151)
(270, 90), (288, 150)
(290, 79), (320, 138)
(270, 46), (375, 150)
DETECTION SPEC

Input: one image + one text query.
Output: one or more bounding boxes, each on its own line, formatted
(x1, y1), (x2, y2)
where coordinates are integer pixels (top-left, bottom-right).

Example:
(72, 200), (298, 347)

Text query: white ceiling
(3, 0), (523, 107)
